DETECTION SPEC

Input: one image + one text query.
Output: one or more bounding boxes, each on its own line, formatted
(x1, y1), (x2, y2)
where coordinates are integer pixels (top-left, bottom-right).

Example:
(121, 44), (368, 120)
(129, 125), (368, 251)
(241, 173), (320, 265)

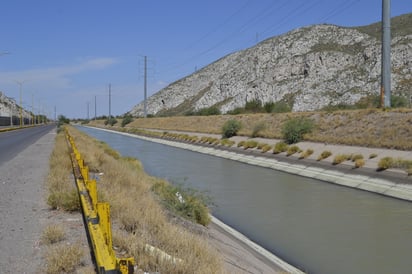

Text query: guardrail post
(97, 202), (113, 257)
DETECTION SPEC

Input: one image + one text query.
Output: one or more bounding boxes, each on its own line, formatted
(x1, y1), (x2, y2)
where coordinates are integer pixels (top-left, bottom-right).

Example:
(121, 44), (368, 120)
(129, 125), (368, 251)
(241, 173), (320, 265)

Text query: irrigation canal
(78, 126), (412, 274)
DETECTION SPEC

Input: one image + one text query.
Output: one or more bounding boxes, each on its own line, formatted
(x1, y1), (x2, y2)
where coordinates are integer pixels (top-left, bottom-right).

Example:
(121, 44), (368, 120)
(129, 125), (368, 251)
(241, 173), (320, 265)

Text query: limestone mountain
(130, 13), (412, 116)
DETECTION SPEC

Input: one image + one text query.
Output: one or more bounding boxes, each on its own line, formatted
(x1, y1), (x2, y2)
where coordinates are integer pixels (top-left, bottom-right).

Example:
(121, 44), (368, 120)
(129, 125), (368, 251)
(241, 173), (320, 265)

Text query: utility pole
(15, 80), (25, 127)
(381, 0), (391, 108)
(87, 101), (90, 120)
(31, 94), (34, 125)
(108, 84), (111, 120)
(144, 56), (147, 118)
(94, 95), (97, 120)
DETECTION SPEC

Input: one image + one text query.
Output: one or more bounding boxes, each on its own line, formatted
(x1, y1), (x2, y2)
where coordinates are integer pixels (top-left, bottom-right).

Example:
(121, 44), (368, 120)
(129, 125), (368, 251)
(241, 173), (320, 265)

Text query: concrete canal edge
(89, 127), (412, 273)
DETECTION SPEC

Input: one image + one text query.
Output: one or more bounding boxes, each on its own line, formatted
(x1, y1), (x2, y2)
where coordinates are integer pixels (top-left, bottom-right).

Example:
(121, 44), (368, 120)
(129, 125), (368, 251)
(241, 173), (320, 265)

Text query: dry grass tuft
(317, 150), (332, 161)
(41, 224), (66, 245)
(44, 243), (84, 274)
(299, 148), (314, 159)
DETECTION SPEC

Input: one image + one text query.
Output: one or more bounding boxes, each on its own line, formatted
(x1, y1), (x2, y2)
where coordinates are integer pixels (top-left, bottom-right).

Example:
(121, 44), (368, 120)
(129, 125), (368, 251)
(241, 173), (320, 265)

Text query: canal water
(79, 126), (412, 274)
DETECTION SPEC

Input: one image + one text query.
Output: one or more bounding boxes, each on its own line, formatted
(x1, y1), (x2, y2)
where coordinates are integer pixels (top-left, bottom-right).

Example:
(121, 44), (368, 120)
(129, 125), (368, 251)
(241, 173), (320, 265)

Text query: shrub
(264, 101), (291, 113)
(261, 144), (272, 153)
(354, 159), (365, 168)
(244, 140), (259, 149)
(251, 122), (266, 138)
(187, 106), (221, 116)
(257, 143), (266, 149)
(41, 224), (66, 245)
(245, 99), (264, 113)
(377, 157), (394, 170)
(273, 142), (288, 154)
(152, 181), (211, 226)
(333, 154), (349, 165)
(317, 150), (332, 161)
(222, 119), (242, 138)
(281, 117), (315, 144)
(220, 139), (235, 147)
(121, 114), (133, 127)
(237, 140), (246, 148)
(299, 148), (314, 159)
(351, 154), (364, 162)
(104, 117), (118, 126)
(369, 153), (378, 159)
(286, 145), (300, 156)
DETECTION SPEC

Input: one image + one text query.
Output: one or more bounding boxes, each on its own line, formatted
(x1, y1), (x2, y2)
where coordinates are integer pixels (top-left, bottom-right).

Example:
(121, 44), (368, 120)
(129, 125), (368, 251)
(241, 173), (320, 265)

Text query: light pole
(15, 80), (26, 127)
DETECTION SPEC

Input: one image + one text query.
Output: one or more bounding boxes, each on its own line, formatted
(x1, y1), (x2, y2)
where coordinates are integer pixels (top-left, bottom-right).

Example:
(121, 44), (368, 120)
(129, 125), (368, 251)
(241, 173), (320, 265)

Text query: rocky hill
(130, 13), (412, 116)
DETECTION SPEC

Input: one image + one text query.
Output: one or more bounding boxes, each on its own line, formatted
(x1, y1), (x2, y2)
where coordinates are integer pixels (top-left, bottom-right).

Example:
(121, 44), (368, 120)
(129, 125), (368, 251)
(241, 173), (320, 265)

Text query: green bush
(245, 99), (264, 113)
(152, 181), (211, 226)
(222, 119), (242, 138)
(264, 101), (292, 113)
(281, 117), (314, 144)
(104, 117), (118, 126)
(121, 114), (133, 127)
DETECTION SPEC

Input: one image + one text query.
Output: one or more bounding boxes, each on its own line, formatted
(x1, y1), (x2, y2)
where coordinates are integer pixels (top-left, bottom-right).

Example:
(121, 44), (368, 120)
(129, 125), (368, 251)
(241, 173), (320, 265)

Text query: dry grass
(43, 243), (84, 274)
(66, 126), (222, 274)
(46, 131), (80, 211)
(41, 224), (66, 245)
(90, 108), (412, 150)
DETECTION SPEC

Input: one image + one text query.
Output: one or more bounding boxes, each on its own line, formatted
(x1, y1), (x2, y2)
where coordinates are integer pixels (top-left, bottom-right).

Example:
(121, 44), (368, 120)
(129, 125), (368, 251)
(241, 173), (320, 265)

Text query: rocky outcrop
(130, 14), (412, 116)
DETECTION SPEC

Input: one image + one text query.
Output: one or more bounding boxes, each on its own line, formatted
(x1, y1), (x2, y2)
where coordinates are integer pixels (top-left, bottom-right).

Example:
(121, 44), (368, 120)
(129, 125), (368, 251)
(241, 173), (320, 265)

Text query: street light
(15, 80), (27, 127)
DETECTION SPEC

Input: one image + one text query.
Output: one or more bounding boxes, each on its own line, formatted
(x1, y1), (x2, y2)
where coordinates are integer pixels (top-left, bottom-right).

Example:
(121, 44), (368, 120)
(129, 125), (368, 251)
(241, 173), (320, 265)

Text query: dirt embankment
(104, 109), (412, 151)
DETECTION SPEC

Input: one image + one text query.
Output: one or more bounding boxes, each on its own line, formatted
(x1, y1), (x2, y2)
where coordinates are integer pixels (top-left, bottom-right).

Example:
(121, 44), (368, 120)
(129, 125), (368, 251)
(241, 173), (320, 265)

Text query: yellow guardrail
(66, 129), (135, 274)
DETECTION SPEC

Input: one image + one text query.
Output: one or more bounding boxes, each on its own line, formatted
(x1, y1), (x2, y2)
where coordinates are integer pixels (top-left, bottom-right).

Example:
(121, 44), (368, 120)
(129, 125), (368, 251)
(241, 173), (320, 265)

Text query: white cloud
(0, 57), (117, 89)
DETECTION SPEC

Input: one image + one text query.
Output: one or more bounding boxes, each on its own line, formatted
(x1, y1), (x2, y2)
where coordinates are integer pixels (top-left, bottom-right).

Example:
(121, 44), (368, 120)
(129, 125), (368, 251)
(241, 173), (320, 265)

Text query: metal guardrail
(66, 129), (135, 274)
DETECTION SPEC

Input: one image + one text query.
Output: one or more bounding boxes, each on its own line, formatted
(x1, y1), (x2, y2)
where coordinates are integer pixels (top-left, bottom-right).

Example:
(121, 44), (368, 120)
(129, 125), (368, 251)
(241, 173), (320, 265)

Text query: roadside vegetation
(60, 126), (221, 273)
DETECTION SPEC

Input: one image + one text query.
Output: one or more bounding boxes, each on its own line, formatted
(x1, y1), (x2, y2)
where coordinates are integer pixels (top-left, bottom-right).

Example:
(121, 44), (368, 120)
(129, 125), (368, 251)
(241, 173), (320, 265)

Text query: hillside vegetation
(96, 109), (412, 151)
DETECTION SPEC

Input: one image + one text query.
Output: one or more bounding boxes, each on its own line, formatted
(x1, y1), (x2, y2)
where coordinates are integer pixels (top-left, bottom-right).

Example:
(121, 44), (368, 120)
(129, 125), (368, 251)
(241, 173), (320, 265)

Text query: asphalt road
(0, 125), (56, 165)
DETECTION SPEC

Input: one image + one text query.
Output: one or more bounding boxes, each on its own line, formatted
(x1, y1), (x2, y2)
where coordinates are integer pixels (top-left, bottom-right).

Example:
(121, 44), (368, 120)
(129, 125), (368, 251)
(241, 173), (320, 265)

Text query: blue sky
(0, 0), (411, 119)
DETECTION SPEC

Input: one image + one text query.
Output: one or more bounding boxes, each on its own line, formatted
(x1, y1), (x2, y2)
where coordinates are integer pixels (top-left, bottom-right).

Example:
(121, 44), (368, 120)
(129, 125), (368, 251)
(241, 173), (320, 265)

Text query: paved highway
(0, 125), (56, 165)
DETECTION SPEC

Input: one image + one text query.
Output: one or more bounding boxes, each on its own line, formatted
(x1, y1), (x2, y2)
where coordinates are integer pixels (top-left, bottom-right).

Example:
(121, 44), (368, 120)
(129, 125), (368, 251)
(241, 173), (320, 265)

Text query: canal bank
(82, 126), (412, 273)
(94, 127), (412, 202)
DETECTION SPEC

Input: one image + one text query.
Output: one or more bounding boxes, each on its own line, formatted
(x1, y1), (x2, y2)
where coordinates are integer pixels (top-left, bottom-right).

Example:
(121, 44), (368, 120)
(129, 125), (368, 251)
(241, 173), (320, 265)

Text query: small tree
(57, 115), (70, 127)
(281, 117), (314, 144)
(222, 119), (241, 138)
